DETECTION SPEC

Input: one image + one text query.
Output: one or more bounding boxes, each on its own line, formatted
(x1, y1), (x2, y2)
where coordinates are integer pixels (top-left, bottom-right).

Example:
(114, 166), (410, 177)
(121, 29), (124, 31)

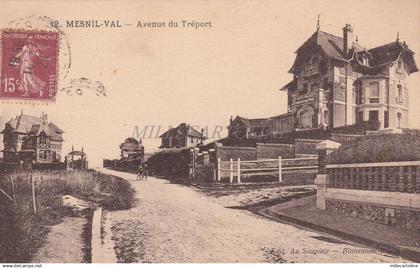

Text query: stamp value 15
(0, 29), (59, 101)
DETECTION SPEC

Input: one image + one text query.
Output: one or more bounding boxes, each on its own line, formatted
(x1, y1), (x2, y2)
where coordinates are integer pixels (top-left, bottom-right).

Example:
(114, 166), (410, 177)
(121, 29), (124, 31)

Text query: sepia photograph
(0, 0), (419, 267)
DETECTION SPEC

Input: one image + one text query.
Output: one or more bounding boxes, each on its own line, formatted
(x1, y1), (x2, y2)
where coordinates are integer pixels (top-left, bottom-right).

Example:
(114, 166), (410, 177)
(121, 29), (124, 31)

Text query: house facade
(1, 113), (64, 164)
(281, 24), (417, 130)
(229, 24), (417, 138)
(120, 137), (144, 159)
(228, 114), (294, 139)
(160, 123), (206, 149)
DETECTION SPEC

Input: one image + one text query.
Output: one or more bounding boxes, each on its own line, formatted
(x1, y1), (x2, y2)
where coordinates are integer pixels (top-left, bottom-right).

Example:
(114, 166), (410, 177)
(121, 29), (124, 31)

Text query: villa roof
(160, 123), (206, 139)
(120, 137), (143, 151)
(68, 150), (86, 156)
(355, 41), (419, 74)
(232, 114), (293, 128)
(287, 27), (418, 83)
(1, 114), (64, 141)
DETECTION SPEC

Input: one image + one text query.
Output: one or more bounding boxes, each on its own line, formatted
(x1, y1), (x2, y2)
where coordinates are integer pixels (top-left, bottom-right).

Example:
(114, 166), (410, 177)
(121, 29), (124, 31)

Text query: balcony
(395, 97), (404, 104)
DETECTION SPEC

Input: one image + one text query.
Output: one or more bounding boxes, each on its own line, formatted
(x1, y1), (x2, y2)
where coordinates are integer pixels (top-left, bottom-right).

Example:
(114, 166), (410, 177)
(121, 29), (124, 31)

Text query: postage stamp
(0, 29), (59, 101)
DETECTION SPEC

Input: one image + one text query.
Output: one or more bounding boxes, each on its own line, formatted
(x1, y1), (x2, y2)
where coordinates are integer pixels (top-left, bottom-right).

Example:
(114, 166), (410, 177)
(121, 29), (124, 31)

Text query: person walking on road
(136, 164), (143, 181)
(142, 163), (149, 180)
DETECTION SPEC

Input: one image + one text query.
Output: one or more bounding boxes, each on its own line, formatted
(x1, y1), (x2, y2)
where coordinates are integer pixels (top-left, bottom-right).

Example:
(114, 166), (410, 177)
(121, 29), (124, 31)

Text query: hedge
(219, 120), (380, 147)
(327, 132), (420, 164)
(146, 148), (191, 178)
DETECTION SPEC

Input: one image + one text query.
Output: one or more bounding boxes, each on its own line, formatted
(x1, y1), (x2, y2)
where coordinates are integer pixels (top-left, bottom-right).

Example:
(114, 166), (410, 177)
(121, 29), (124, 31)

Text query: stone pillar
(315, 140), (341, 210)
(189, 148), (195, 179)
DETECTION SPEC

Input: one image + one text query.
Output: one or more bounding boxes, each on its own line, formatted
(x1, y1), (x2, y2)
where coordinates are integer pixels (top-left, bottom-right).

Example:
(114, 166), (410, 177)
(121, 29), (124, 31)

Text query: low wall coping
(327, 160), (420, 169)
(295, 138), (325, 142)
(256, 143), (294, 148)
(325, 188), (420, 210)
(221, 146), (257, 151)
(316, 140), (341, 150)
(331, 133), (364, 137)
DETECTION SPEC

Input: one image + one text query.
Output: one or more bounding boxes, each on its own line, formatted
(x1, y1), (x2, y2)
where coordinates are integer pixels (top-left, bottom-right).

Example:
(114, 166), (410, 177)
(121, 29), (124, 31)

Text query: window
(369, 110), (379, 122)
(369, 82), (379, 103)
(301, 83), (308, 94)
(309, 55), (319, 64)
(397, 61), (403, 74)
(396, 84), (403, 103)
(354, 81), (363, 104)
(357, 111), (364, 124)
(397, 113), (402, 128)
(339, 76), (346, 86)
(323, 110), (329, 126)
(323, 78), (329, 89)
(310, 82), (319, 96)
(297, 106), (315, 129)
(362, 56), (369, 66)
(384, 111), (389, 128)
(39, 151), (48, 160)
(191, 137), (194, 143)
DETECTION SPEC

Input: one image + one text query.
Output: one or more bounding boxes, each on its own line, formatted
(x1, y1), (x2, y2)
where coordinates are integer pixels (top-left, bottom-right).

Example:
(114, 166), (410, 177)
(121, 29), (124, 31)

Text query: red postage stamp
(0, 29), (59, 101)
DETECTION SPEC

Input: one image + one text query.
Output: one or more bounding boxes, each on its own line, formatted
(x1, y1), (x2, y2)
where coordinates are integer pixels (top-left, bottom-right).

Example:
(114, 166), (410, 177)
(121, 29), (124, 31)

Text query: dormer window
(396, 60), (403, 74)
(309, 55), (319, 64)
(362, 55), (369, 66)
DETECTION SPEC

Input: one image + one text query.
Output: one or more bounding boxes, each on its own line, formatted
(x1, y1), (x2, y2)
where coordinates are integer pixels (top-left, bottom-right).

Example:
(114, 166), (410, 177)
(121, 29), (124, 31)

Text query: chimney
(41, 112), (48, 124)
(343, 24), (353, 55)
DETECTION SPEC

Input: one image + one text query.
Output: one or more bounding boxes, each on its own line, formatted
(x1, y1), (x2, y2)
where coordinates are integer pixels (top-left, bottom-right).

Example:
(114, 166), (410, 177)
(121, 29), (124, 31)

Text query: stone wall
(330, 133), (364, 144)
(216, 143), (295, 161)
(326, 199), (420, 231)
(216, 146), (257, 161)
(295, 139), (323, 155)
(256, 143), (295, 159)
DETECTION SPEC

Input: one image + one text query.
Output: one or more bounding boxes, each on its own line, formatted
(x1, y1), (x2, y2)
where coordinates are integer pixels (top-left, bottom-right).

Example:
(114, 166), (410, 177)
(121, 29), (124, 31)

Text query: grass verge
(0, 169), (135, 263)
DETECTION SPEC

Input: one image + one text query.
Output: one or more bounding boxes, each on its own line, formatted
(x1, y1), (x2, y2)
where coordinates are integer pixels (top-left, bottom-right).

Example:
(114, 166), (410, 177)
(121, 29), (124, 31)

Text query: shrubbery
(147, 148), (192, 178)
(219, 120), (380, 147)
(327, 132), (420, 164)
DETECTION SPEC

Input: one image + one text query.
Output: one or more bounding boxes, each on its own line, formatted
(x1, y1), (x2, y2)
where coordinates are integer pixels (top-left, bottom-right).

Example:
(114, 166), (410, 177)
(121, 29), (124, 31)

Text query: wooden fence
(216, 156), (318, 183)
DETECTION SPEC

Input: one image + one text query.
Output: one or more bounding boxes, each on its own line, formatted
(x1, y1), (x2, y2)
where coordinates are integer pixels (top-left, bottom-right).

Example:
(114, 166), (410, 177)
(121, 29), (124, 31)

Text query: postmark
(0, 29), (59, 101)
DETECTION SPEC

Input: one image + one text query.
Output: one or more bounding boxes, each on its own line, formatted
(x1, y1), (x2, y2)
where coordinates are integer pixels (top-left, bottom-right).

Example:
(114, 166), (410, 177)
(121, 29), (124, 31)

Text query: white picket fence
(216, 157), (318, 183)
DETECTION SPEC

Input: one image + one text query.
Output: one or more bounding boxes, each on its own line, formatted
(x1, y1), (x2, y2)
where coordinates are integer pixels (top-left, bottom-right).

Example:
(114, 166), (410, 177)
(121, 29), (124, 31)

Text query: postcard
(0, 0), (419, 266)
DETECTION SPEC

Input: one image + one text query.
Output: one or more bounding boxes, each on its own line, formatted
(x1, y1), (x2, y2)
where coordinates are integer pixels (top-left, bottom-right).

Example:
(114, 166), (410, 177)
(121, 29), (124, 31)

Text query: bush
(327, 133), (420, 164)
(147, 148), (192, 178)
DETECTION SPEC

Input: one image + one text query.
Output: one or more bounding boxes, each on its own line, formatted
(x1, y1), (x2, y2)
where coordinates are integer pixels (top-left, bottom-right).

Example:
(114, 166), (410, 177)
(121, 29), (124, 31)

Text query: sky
(0, 0), (419, 167)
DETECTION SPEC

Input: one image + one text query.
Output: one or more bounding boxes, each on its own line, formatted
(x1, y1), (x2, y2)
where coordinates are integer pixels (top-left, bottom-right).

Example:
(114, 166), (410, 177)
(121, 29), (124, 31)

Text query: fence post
(9, 175), (15, 203)
(230, 158), (233, 183)
(30, 175), (37, 214)
(278, 156), (282, 182)
(315, 140), (341, 210)
(237, 158), (241, 183)
(217, 158), (221, 182)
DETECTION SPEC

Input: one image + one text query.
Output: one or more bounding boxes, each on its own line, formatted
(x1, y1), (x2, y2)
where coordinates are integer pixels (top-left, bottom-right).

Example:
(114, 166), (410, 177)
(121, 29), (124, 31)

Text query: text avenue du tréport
(137, 20), (212, 29)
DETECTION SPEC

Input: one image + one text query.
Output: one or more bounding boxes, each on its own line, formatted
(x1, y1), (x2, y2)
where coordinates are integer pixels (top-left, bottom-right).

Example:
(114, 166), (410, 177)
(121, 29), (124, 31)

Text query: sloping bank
(0, 169), (135, 263)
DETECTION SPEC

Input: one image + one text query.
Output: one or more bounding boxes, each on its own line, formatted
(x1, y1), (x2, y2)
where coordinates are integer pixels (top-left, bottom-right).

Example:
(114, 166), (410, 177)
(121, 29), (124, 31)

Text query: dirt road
(98, 169), (404, 263)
